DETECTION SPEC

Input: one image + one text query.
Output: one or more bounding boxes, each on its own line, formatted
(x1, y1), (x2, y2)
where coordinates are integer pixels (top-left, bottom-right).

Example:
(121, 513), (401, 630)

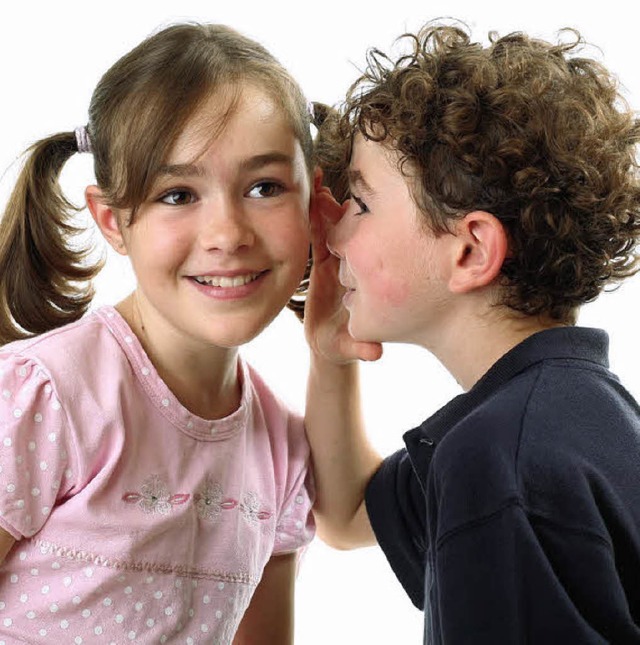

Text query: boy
(306, 23), (640, 643)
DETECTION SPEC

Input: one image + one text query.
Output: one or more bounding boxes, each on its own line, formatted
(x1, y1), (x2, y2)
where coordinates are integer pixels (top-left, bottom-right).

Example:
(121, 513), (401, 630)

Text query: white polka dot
(39, 630), (47, 637)
(26, 611), (36, 619)
(186, 420), (194, 429)
(72, 596), (81, 605)
(13, 408), (22, 418)
(84, 567), (94, 578)
(154, 591), (163, 599)
(16, 499), (25, 509)
(201, 624), (209, 633)
(2, 389), (10, 399)
(19, 552), (26, 561)
(188, 609), (194, 617)
(124, 336), (133, 344)
(161, 398), (170, 407)
(128, 635), (136, 643)
(295, 520), (303, 529)
(0, 620), (9, 629)
(187, 638), (194, 645)
(82, 609), (91, 618)
(28, 441), (36, 451)
(75, 638), (83, 644)
(218, 581), (225, 590)
(94, 627), (103, 635)
(48, 433), (57, 442)
(31, 487), (41, 497)
(49, 603), (59, 613)
(215, 610), (223, 619)
(115, 614), (124, 624)
(134, 602), (143, 611)
(60, 619), (69, 629)
(44, 384), (52, 394)
(18, 366), (27, 377)
(191, 580), (198, 588)
(42, 506), (51, 515)
(51, 561), (61, 570)
(160, 637), (167, 644)
(9, 574), (18, 584)
(103, 598), (112, 607)
(6, 483), (15, 493)
(124, 586), (132, 595)
(145, 576), (154, 584)
(19, 594), (28, 603)
(203, 595), (210, 604)
(146, 618), (155, 628)
(296, 495), (304, 504)
(175, 579), (182, 588)
(107, 311), (114, 318)
(30, 568), (39, 576)
(141, 367), (150, 376)
(0, 602), (4, 610)
(41, 585), (50, 594)
(15, 456), (23, 465)
(210, 426), (217, 435)
(52, 400), (61, 411)
(65, 469), (73, 479)
(164, 607), (173, 616)
(39, 461), (48, 471)
(34, 414), (43, 423)
(63, 576), (72, 587)
(3, 438), (12, 447)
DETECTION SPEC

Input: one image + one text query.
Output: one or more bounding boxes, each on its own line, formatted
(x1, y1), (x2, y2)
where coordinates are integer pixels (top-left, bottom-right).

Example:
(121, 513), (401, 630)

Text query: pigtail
(0, 132), (103, 346)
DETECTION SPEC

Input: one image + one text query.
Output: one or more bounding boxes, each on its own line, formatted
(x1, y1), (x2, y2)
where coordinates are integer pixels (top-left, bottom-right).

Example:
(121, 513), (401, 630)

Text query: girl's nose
(200, 199), (255, 252)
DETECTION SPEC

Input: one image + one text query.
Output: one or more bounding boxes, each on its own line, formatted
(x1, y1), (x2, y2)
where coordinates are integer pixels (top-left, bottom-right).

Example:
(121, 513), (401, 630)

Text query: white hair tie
(74, 126), (93, 154)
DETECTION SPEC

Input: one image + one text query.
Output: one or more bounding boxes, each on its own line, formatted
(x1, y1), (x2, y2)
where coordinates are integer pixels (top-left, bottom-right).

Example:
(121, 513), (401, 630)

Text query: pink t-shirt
(0, 307), (314, 644)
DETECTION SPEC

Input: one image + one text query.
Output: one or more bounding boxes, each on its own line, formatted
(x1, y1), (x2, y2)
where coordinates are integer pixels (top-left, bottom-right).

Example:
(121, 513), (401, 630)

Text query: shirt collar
(403, 326), (609, 483)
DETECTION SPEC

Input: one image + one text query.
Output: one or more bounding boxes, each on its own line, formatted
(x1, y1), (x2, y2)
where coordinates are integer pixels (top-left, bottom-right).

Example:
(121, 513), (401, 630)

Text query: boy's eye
(160, 190), (195, 206)
(247, 181), (284, 199)
(350, 194), (369, 216)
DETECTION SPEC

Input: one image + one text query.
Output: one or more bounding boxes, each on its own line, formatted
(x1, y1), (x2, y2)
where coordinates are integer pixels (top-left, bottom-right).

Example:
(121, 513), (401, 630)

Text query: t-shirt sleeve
(0, 354), (78, 541)
(365, 447), (427, 609)
(272, 416), (315, 555)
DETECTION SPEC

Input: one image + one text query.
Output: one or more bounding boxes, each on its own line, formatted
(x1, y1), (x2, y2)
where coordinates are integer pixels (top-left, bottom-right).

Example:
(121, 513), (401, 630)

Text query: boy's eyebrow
(348, 169), (374, 195)
(158, 152), (294, 178)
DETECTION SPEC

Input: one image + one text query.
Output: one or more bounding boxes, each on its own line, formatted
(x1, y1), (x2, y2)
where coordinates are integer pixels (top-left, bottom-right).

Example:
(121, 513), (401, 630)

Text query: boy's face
(328, 135), (455, 345)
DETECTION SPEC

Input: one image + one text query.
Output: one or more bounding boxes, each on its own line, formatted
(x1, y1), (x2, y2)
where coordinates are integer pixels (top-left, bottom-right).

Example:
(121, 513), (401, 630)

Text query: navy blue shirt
(365, 327), (640, 643)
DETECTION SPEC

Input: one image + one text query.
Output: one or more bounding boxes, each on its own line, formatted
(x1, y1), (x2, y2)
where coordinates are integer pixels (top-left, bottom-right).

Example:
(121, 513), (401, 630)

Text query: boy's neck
(427, 304), (567, 392)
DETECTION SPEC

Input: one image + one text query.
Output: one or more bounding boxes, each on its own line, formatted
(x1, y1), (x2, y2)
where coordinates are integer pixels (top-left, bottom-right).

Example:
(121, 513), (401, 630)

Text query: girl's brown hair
(0, 23), (313, 344)
(322, 23), (640, 323)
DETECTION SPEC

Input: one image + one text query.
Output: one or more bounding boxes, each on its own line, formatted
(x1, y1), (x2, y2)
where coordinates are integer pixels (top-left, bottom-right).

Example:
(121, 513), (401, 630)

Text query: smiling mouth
(192, 272), (264, 288)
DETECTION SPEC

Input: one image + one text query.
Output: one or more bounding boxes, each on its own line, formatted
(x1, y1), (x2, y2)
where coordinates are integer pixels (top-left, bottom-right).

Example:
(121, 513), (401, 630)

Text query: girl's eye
(350, 194), (369, 216)
(247, 181), (285, 199)
(160, 190), (195, 206)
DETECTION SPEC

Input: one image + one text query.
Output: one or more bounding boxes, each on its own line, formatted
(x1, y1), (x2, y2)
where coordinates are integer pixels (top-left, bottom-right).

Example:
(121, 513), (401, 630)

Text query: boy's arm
(232, 553), (296, 645)
(304, 186), (383, 549)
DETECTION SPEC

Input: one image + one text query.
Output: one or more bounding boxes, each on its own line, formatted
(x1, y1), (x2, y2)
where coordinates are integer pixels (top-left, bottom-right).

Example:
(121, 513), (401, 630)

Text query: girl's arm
(304, 187), (383, 549)
(0, 527), (16, 564)
(232, 553), (296, 645)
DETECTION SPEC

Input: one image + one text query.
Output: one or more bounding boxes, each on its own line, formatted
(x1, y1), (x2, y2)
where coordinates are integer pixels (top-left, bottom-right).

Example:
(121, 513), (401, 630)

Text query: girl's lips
(188, 270), (269, 301)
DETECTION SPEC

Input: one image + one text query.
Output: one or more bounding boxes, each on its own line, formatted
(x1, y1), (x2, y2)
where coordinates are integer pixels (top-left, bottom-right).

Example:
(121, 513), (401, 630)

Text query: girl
(0, 23), (315, 644)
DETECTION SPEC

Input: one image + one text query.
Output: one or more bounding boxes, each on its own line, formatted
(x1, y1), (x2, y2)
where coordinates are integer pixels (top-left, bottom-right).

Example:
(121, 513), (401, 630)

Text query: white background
(1, 1), (638, 643)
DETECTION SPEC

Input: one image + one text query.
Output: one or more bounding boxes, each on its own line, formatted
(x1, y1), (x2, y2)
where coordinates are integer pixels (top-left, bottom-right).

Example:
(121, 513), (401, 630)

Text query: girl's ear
(448, 210), (507, 294)
(85, 186), (127, 256)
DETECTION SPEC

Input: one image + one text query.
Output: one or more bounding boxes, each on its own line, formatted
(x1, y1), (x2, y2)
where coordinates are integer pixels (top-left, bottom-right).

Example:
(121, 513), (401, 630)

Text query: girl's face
(113, 85), (311, 350)
(328, 135), (454, 346)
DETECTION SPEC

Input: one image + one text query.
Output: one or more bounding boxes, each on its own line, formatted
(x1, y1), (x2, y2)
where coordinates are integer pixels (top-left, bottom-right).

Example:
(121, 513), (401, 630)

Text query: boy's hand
(306, 185), (382, 364)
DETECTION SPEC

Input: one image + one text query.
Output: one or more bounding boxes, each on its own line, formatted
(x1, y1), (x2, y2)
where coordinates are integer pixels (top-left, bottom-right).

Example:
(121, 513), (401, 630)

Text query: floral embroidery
(239, 492), (272, 525)
(193, 479), (238, 522)
(122, 475), (190, 515)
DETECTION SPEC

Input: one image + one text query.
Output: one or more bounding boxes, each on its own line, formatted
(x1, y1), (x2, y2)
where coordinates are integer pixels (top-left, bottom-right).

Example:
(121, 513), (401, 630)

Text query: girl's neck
(116, 293), (241, 420)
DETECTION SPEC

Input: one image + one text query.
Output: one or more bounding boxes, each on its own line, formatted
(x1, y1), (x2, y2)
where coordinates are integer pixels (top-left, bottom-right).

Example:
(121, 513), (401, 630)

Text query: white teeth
(194, 273), (259, 287)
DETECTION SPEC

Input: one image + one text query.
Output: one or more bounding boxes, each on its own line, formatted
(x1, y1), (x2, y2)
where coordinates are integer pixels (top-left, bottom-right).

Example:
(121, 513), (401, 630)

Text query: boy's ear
(448, 210), (507, 293)
(85, 186), (127, 256)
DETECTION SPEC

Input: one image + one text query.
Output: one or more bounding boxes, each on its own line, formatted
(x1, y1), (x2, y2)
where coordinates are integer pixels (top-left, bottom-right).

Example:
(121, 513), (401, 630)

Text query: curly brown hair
(321, 23), (640, 323)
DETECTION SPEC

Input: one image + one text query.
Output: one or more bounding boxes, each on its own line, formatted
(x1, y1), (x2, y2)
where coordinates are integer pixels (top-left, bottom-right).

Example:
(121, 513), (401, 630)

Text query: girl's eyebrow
(348, 168), (375, 196)
(158, 152), (294, 178)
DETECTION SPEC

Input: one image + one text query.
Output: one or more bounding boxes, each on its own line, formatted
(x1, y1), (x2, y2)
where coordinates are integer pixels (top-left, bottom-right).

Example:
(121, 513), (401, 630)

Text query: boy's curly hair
(323, 23), (640, 323)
